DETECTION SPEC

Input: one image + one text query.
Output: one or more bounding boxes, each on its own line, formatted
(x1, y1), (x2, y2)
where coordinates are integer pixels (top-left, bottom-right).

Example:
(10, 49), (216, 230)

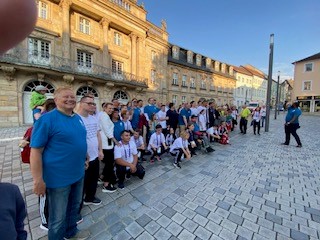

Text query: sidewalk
(0, 115), (319, 240)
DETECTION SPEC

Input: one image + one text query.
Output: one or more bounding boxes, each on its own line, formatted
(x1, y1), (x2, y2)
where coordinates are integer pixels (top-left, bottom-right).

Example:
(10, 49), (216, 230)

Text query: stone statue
(161, 19), (167, 31)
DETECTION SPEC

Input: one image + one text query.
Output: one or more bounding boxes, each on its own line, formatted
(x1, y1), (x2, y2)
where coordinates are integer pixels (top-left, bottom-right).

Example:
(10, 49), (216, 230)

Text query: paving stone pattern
(1, 114), (320, 240)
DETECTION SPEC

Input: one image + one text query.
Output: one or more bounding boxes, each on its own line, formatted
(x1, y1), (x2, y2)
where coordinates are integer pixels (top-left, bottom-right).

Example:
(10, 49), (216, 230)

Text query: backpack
(20, 127), (33, 164)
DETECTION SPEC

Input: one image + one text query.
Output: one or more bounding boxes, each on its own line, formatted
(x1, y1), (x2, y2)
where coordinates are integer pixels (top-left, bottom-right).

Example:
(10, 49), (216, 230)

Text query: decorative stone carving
(87, 81), (93, 87)
(161, 19), (167, 31)
(59, 0), (72, 8)
(37, 73), (45, 82)
(100, 18), (110, 28)
(63, 74), (74, 85)
(1, 66), (16, 81)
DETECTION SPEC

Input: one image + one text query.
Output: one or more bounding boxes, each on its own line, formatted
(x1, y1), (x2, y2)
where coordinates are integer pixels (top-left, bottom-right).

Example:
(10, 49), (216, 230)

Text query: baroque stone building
(1, 0), (240, 127)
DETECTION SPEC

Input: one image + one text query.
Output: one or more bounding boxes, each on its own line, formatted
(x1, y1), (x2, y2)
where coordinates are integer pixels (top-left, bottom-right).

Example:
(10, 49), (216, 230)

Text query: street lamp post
(274, 71), (280, 119)
(265, 34), (274, 132)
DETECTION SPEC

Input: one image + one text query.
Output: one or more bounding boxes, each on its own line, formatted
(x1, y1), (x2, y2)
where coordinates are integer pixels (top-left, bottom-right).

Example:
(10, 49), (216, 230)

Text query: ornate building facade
(0, 0), (255, 127)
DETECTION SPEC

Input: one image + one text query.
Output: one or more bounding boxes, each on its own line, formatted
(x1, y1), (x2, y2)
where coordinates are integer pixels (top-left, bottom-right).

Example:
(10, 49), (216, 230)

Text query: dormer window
(206, 58), (211, 68)
(172, 46), (179, 59)
(187, 51), (193, 63)
(229, 66), (234, 75)
(196, 55), (201, 66)
(215, 61), (220, 71)
(221, 63), (226, 73)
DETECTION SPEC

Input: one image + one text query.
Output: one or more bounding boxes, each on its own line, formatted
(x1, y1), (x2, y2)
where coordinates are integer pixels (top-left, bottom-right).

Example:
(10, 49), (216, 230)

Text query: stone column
(136, 36), (145, 79)
(60, 0), (71, 59)
(130, 33), (137, 77)
(100, 18), (110, 68)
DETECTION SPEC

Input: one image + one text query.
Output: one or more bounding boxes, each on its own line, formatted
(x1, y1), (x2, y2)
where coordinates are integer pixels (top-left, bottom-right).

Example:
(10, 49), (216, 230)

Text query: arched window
(76, 86), (98, 97)
(24, 80), (55, 93)
(113, 90), (129, 104)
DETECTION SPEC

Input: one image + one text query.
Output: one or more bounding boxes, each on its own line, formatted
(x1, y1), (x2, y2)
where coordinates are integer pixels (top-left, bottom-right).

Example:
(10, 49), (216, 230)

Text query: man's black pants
(284, 123), (302, 146)
(240, 117), (248, 133)
(84, 158), (99, 202)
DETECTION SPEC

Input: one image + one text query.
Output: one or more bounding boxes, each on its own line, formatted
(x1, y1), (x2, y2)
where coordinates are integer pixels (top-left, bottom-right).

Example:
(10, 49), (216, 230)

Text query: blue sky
(139, 0), (320, 81)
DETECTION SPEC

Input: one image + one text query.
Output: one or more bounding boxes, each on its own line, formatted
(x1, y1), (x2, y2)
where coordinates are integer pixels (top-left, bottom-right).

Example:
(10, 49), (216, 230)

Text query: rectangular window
(201, 80), (206, 89)
(112, 59), (123, 74)
(182, 75), (187, 87)
(172, 95), (177, 104)
(305, 63), (313, 72)
(303, 81), (311, 91)
(150, 69), (156, 84)
(38, 1), (48, 19)
(77, 50), (92, 71)
(28, 38), (50, 65)
(114, 32), (122, 46)
(172, 73), (178, 85)
(182, 96), (186, 103)
(190, 77), (195, 88)
(79, 17), (90, 35)
(112, 59), (124, 80)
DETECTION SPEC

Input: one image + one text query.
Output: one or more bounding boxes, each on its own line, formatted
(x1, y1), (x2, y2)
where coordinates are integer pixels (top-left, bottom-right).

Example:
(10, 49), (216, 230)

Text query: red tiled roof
(233, 66), (253, 76)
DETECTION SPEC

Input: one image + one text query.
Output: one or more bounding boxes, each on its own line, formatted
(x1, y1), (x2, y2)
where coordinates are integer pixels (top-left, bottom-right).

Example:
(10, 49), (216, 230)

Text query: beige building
(0, 0), (245, 127)
(233, 65), (267, 107)
(0, 0), (169, 126)
(167, 44), (236, 106)
(292, 52), (320, 112)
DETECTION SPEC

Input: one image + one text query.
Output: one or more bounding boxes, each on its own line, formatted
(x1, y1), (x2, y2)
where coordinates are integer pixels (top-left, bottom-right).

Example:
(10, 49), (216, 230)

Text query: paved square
(1, 114), (319, 239)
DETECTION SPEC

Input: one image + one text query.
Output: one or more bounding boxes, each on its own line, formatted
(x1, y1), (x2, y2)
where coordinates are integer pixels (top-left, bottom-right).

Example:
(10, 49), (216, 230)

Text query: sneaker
(141, 158), (147, 162)
(76, 217), (83, 225)
(150, 159), (155, 163)
(296, 145), (302, 148)
(97, 178), (104, 185)
(40, 223), (48, 231)
(83, 197), (102, 206)
(173, 162), (181, 169)
(126, 173), (131, 180)
(118, 182), (125, 189)
(64, 230), (90, 240)
(157, 156), (162, 162)
(102, 183), (117, 193)
(281, 143), (289, 145)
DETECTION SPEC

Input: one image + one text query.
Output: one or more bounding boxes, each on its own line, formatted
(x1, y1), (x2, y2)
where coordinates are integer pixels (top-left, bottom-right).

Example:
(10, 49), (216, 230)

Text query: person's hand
(0, 0), (37, 54)
(98, 150), (104, 161)
(186, 153), (191, 160)
(33, 179), (46, 196)
(85, 159), (89, 170)
(130, 164), (137, 173)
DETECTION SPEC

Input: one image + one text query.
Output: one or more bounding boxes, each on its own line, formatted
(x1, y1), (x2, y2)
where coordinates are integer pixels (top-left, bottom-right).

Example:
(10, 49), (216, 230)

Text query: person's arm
(30, 148), (46, 196)
(183, 115), (188, 126)
(97, 131), (104, 160)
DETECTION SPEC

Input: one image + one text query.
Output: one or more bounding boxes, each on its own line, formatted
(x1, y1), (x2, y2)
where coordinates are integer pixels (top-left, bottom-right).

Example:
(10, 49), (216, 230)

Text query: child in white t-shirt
(170, 131), (191, 169)
(148, 124), (168, 163)
(131, 131), (146, 161)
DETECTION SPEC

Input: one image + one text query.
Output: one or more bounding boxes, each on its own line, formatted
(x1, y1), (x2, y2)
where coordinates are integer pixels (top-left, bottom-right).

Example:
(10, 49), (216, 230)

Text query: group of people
(25, 88), (240, 239)
(7, 84), (303, 240)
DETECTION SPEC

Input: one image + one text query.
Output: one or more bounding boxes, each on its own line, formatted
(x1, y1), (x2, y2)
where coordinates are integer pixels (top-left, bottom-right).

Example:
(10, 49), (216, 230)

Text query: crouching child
(170, 131), (191, 169)
(115, 130), (145, 189)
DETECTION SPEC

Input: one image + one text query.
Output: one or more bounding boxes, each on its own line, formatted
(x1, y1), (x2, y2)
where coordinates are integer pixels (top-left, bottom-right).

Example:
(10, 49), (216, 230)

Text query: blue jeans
(47, 178), (84, 240)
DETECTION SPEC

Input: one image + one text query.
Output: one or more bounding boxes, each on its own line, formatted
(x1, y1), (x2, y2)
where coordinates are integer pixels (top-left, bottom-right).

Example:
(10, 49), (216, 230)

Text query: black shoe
(84, 197), (102, 206)
(296, 145), (302, 148)
(254, 133), (256, 135)
(118, 182), (125, 189)
(102, 183), (117, 193)
(173, 162), (181, 169)
(192, 152), (197, 156)
(281, 143), (289, 145)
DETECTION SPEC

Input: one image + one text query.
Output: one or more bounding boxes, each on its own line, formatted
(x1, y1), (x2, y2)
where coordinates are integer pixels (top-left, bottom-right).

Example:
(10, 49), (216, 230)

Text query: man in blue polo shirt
(282, 101), (302, 147)
(30, 87), (90, 240)
(178, 102), (191, 132)
(144, 97), (159, 121)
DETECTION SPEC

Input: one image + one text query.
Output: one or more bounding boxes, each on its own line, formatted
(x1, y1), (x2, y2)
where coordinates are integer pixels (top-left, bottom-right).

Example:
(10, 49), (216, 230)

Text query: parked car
(247, 102), (259, 111)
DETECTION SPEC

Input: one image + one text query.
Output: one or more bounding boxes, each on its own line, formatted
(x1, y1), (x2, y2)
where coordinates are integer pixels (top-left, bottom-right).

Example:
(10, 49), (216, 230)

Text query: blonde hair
(180, 130), (189, 139)
(54, 87), (73, 98)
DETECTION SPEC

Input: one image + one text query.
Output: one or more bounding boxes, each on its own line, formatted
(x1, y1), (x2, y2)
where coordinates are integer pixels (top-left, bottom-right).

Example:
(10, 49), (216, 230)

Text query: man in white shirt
(77, 96), (104, 205)
(190, 101), (198, 116)
(115, 130), (145, 189)
(156, 105), (168, 134)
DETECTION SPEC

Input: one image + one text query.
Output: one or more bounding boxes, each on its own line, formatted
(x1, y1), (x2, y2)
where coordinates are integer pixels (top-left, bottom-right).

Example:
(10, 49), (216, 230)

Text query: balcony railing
(0, 49), (148, 87)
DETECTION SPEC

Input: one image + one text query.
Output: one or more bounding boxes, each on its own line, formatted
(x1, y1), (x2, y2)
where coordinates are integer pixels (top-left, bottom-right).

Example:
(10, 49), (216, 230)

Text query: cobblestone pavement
(1, 113), (319, 240)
